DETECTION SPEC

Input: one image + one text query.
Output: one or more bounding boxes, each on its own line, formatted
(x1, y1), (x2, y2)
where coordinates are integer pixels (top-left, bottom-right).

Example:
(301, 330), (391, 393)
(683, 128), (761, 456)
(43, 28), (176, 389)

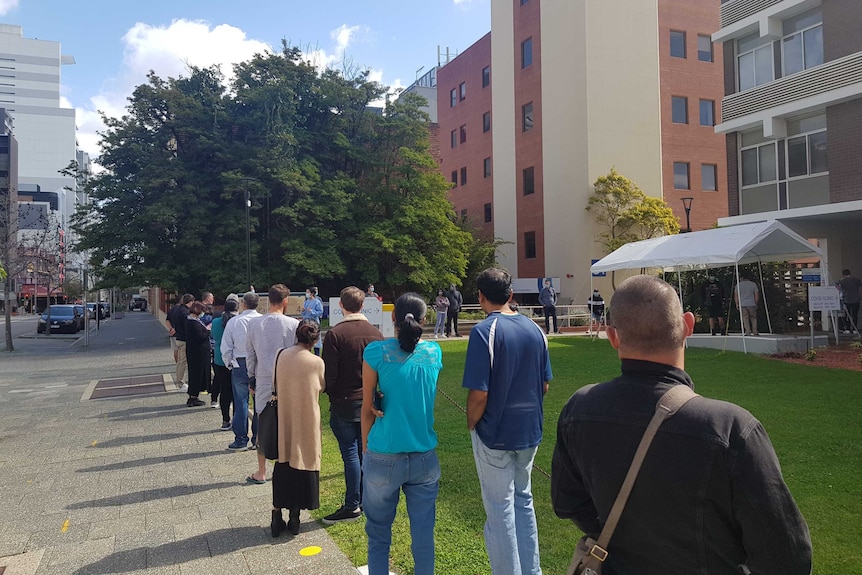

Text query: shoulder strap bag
(258, 348), (286, 461)
(568, 384), (699, 575)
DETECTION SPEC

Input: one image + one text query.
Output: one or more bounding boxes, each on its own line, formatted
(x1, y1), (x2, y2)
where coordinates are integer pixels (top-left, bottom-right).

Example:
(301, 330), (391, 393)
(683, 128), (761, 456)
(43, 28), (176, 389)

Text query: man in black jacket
(551, 275), (811, 575)
(166, 293), (194, 392)
(445, 283), (463, 337)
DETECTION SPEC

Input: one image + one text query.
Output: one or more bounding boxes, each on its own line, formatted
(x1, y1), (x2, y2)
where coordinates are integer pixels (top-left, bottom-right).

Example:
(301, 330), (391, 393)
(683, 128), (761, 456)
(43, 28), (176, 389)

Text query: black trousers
(446, 310), (460, 336)
(543, 305), (558, 334)
(213, 364), (233, 422)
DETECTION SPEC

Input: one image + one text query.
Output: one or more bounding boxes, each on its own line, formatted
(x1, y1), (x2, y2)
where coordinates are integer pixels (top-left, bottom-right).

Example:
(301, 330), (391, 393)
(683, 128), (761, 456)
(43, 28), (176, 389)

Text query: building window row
(523, 166), (535, 195)
(673, 162), (719, 192)
(670, 30), (713, 63)
(482, 66), (490, 88)
(449, 113), (493, 148)
(671, 96), (715, 126)
(484, 202), (492, 222)
(522, 102), (534, 132)
(740, 116), (827, 188)
(521, 37), (533, 69)
(524, 231), (536, 259)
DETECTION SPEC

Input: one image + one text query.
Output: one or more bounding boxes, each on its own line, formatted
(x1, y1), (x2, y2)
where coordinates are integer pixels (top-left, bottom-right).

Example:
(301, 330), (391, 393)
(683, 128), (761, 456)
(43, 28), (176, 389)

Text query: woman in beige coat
(270, 319), (325, 537)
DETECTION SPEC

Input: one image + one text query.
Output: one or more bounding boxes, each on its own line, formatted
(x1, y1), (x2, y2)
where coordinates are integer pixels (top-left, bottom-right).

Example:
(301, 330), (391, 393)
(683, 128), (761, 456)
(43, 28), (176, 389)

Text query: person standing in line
(184, 302), (211, 407)
(433, 289), (449, 338)
(246, 284), (299, 483)
(587, 289), (605, 335)
(221, 292), (262, 451)
(366, 284), (383, 302)
(551, 275), (811, 574)
(839, 268), (862, 334)
(270, 319), (326, 537)
(445, 283), (463, 337)
(701, 275), (726, 335)
(463, 268), (552, 575)
(302, 286), (324, 356)
(167, 293), (194, 392)
(321, 286), (384, 525)
(362, 293), (442, 575)
(538, 278), (559, 335)
(734, 274), (760, 336)
(200, 291), (218, 406)
(210, 297), (238, 430)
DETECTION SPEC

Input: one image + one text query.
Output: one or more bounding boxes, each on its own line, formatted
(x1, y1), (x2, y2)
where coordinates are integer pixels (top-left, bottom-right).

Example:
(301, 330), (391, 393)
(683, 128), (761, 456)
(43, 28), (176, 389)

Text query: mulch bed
(768, 344), (862, 371)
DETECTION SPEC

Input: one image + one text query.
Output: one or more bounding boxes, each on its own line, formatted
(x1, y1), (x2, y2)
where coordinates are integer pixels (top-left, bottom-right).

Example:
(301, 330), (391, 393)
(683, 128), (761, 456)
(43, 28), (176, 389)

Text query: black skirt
(272, 462), (320, 510)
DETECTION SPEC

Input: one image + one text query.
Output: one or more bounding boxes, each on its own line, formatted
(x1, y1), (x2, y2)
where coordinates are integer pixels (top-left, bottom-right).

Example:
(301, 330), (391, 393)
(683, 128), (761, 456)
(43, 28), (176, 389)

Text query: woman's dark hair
(394, 292), (427, 353)
(296, 319), (321, 346)
(222, 300), (238, 328)
(189, 302), (206, 316)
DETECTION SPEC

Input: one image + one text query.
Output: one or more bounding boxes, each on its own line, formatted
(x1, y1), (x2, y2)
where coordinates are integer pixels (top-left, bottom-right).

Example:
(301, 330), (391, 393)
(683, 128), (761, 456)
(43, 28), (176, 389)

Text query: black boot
(271, 509), (286, 538)
(288, 508), (300, 535)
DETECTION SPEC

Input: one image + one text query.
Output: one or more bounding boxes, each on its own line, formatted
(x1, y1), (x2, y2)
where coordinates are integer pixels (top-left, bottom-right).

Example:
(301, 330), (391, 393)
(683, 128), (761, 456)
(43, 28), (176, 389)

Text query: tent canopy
(589, 220), (821, 273)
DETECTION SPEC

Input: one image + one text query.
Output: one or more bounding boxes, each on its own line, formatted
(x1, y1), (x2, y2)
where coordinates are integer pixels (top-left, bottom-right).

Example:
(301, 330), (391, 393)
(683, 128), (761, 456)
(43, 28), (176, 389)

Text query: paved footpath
(0, 312), (360, 575)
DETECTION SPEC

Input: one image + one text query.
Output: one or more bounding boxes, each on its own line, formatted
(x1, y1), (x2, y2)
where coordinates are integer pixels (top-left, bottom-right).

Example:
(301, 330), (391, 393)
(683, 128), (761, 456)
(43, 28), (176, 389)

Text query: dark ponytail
(394, 292), (427, 353)
(296, 318), (321, 346)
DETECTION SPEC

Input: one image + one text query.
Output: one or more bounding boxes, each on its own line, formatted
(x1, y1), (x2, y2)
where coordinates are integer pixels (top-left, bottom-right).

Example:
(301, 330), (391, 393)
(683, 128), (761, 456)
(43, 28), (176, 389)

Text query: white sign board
(329, 297), (384, 327)
(808, 286), (841, 312)
(512, 277), (562, 294)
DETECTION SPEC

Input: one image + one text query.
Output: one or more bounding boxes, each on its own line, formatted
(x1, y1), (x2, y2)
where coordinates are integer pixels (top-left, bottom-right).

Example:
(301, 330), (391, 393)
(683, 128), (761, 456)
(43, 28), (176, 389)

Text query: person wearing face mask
(302, 286), (325, 356)
(366, 284), (383, 302)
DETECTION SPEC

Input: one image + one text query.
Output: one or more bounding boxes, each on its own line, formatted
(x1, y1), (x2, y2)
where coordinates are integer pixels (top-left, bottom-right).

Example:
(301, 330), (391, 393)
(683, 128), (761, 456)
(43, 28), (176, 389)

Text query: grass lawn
(311, 337), (862, 575)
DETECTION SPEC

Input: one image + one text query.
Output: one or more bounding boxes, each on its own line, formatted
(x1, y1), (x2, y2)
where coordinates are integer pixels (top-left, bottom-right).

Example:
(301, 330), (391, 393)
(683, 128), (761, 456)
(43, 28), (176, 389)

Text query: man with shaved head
(551, 275), (811, 575)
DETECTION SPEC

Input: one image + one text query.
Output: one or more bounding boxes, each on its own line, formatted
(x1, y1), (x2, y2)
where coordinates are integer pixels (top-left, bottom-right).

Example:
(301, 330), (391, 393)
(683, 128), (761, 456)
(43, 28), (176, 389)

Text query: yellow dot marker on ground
(61, 519), (70, 533)
(299, 546), (322, 557)
(91, 440), (98, 447)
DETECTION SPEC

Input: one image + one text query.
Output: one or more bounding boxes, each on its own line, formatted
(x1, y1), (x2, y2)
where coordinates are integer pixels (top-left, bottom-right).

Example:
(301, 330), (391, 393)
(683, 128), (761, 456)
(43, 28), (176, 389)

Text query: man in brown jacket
(321, 286), (383, 524)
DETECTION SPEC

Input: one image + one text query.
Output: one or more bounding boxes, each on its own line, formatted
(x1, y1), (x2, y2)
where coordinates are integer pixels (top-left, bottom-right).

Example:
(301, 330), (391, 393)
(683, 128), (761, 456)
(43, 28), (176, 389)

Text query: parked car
(37, 304), (86, 334)
(85, 303), (97, 319)
(129, 296), (147, 311)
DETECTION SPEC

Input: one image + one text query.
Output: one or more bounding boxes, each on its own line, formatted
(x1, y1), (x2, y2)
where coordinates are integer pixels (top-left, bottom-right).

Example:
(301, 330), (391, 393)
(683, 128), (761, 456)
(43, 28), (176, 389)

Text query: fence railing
(459, 304), (595, 329)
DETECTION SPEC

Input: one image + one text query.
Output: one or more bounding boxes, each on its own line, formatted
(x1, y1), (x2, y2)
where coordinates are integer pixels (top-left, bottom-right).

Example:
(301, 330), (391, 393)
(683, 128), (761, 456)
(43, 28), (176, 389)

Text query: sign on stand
(329, 297), (394, 337)
(808, 286), (841, 312)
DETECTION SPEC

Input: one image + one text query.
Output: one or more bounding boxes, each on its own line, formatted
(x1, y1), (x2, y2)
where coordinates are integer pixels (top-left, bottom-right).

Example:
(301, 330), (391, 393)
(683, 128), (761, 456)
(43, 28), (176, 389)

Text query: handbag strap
(587, 384), (698, 564)
(270, 347), (286, 399)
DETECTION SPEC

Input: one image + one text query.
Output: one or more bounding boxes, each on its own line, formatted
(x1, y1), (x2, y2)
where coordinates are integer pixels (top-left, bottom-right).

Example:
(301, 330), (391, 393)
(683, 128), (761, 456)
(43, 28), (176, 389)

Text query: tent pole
(675, 267), (687, 347)
(757, 260), (773, 334)
(735, 264), (747, 353)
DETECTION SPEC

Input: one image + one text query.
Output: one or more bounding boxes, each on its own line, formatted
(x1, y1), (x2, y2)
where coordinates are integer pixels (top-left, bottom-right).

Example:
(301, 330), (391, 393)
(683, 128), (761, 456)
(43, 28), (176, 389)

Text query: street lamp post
(681, 197), (694, 233)
(240, 178), (256, 291)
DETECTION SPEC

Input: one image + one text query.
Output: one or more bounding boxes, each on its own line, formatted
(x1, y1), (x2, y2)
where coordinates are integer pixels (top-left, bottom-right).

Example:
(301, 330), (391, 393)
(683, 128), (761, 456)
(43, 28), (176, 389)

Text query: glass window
(522, 102), (534, 132)
(483, 111), (491, 133)
(804, 26), (823, 68)
(783, 33), (804, 75)
(524, 231), (536, 259)
(523, 166), (535, 195)
(460, 166), (467, 186)
(482, 66), (490, 88)
(450, 88), (457, 107)
(520, 0), (528, 5)
(698, 35), (713, 62)
(702, 164), (718, 191)
(450, 130), (457, 148)
(673, 162), (690, 190)
(699, 99), (714, 126)
(672, 96), (688, 124)
(459, 82), (466, 101)
(484, 157), (492, 178)
(460, 125), (467, 144)
(738, 34), (774, 91)
(787, 136), (808, 177)
(451, 170), (458, 185)
(741, 148), (759, 186)
(809, 131), (828, 174)
(670, 31), (686, 58)
(522, 38), (533, 69)
(759, 145), (777, 182)
(484, 203), (492, 222)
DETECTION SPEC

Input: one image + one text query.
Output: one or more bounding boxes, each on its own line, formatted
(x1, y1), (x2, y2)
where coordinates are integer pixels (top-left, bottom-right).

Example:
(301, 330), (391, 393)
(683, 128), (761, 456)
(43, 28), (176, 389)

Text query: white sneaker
(434, 334), (439, 339)
(179, 383), (188, 392)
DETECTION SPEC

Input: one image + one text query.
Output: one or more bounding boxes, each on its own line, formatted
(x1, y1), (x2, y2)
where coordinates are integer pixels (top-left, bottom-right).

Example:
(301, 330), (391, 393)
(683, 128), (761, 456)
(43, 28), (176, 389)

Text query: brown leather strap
(589, 385), (699, 564)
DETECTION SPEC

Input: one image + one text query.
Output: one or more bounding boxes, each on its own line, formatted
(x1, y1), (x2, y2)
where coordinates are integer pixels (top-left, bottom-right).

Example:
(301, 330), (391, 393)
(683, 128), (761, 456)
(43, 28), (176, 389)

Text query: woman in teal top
(361, 292), (442, 575)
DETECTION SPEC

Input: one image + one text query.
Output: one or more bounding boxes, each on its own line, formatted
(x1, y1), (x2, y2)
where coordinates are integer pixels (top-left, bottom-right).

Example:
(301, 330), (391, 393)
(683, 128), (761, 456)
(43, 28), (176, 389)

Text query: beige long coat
(274, 346), (325, 470)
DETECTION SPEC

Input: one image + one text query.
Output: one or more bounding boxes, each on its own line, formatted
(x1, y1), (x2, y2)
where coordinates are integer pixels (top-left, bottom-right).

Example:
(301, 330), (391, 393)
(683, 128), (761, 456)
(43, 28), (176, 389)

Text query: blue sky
(0, 0), (490, 156)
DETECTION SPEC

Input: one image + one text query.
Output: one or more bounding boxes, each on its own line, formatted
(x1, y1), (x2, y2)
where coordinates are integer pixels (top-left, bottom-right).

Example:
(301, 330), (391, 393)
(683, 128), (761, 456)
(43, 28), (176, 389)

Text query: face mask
(369, 287), (374, 293)
(305, 293), (311, 299)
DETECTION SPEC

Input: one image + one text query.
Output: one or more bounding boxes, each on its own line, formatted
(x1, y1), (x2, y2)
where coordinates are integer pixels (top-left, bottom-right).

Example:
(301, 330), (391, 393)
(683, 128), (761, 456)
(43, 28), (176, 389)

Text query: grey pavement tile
(45, 536), (115, 568)
(172, 518), (231, 540)
(67, 505), (122, 524)
(117, 497), (174, 518)
(3, 511), (68, 533)
(0, 529), (30, 556)
(25, 520), (92, 551)
(87, 514), (146, 540)
(146, 537), (211, 569)
(144, 507), (202, 531)
(178, 551), (251, 575)
(113, 526), (175, 553)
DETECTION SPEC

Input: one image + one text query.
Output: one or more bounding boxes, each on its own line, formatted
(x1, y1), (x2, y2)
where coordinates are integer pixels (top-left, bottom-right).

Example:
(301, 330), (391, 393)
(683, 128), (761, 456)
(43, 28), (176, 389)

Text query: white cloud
(302, 24), (360, 70)
(0, 0), (18, 16)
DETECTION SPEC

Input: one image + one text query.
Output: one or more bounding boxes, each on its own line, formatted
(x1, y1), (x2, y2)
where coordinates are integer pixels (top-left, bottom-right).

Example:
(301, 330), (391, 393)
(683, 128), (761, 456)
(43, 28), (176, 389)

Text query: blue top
(302, 297), (324, 322)
(210, 315), (228, 366)
(364, 339), (442, 453)
(462, 311), (553, 450)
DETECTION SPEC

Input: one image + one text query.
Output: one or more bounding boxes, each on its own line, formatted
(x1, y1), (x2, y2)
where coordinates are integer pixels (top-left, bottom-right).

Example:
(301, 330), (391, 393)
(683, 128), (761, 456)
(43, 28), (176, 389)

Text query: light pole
(240, 178), (256, 291)
(681, 197), (693, 233)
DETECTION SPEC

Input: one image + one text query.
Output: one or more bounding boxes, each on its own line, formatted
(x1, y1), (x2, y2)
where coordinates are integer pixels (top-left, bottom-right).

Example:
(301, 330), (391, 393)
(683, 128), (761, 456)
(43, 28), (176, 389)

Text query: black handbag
(257, 349), (285, 461)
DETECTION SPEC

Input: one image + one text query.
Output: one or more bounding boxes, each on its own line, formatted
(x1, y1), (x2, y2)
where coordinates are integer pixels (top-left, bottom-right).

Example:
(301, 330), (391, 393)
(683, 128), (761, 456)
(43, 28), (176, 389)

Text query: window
(483, 111), (491, 133)
(523, 166), (535, 195)
(672, 96), (688, 124)
(741, 143), (777, 186)
(460, 124), (467, 144)
(450, 129), (457, 148)
(520, 0), (528, 5)
(451, 170), (458, 185)
(699, 99), (715, 126)
(737, 33), (773, 91)
(673, 162), (690, 189)
(782, 9), (823, 76)
(788, 132), (828, 177)
(483, 157), (492, 178)
(459, 81), (466, 101)
(482, 66), (490, 88)
(450, 88), (457, 107)
(484, 203), (492, 222)
(524, 231), (536, 259)
(521, 38), (533, 69)
(702, 164), (718, 191)
(460, 166), (467, 186)
(522, 102), (534, 132)
(670, 31), (686, 58)
(697, 35), (713, 62)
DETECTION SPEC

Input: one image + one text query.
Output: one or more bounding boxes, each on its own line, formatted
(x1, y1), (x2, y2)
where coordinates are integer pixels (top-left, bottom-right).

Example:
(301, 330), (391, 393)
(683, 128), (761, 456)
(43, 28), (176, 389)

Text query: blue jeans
(330, 411), (362, 509)
(470, 430), (542, 575)
(230, 359), (249, 444)
(434, 311), (447, 335)
(363, 449), (440, 575)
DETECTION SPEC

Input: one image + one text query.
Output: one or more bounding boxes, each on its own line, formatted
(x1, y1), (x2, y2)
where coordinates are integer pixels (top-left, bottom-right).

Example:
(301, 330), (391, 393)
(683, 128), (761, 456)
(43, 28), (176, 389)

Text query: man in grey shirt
(245, 284), (299, 484)
(734, 275), (760, 336)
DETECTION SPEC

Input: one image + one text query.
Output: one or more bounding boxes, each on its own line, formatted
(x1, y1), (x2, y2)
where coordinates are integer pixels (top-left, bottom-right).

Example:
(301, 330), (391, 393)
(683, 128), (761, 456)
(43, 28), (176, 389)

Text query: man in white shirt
(221, 292), (262, 450)
(734, 275), (761, 336)
(244, 284), (299, 483)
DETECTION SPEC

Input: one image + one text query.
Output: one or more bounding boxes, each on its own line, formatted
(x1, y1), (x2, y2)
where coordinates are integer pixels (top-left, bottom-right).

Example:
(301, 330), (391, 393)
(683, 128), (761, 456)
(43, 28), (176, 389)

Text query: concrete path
(0, 312), (360, 574)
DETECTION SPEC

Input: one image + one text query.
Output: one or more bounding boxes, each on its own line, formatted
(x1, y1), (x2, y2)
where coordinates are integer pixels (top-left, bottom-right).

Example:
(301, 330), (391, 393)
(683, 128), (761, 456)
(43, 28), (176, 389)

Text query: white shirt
(246, 313), (299, 413)
(735, 280), (759, 307)
(220, 309), (262, 366)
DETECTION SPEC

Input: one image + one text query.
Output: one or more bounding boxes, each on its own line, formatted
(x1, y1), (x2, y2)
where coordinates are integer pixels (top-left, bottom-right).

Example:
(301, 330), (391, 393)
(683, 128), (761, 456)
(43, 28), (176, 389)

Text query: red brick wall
(437, 33), (494, 238)
(827, 99), (862, 203)
(659, 0), (728, 231)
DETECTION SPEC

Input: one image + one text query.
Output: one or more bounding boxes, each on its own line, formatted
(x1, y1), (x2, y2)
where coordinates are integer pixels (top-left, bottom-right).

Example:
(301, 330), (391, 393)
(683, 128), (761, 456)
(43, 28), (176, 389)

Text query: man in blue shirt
(463, 267), (553, 575)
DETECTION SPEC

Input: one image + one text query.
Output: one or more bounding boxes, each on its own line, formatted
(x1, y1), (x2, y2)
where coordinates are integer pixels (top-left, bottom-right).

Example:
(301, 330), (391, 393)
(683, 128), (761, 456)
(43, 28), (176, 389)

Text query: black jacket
(551, 360), (811, 575)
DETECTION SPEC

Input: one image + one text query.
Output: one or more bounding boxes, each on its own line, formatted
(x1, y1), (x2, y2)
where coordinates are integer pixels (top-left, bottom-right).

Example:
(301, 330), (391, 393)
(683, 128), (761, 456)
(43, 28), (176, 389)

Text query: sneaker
(210, 400), (219, 409)
(186, 397), (205, 407)
(220, 420), (231, 431)
(179, 383), (188, 392)
(228, 440), (249, 450)
(322, 506), (362, 525)
(434, 334), (439, 339)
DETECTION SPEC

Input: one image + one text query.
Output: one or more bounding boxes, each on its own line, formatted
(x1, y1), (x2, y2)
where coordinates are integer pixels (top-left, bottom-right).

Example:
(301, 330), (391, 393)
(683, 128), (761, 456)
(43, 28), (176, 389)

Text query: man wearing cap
(701, 275), (726, 336)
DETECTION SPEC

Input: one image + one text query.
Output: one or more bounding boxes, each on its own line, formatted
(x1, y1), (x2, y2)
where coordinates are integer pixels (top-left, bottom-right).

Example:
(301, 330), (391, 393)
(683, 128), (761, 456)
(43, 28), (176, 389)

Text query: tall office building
(714, 0), (862, 279)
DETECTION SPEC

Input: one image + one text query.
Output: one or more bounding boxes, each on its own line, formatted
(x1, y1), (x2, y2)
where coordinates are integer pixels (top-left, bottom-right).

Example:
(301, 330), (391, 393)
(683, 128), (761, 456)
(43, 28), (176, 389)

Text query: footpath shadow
(77, 450), (227, 473)
(87, 429), (216, 449)
(88, 404), (188, 419)
(66, 481), (237, 509)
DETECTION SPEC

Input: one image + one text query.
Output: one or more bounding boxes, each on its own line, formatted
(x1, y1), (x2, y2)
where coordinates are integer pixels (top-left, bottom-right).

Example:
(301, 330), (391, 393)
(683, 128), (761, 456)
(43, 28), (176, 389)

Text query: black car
(37, 305), (86, 334)
(129, 297), (148, 311)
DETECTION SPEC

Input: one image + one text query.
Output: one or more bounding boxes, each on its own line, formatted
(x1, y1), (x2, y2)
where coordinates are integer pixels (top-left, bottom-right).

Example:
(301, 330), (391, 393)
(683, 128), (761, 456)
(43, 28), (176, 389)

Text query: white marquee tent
(589, 220), (823, 352)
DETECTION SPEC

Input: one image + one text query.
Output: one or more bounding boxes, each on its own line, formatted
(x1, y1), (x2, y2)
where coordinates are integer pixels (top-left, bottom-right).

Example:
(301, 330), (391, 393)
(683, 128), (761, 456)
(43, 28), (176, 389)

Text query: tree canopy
(73, 45), (473, 300)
